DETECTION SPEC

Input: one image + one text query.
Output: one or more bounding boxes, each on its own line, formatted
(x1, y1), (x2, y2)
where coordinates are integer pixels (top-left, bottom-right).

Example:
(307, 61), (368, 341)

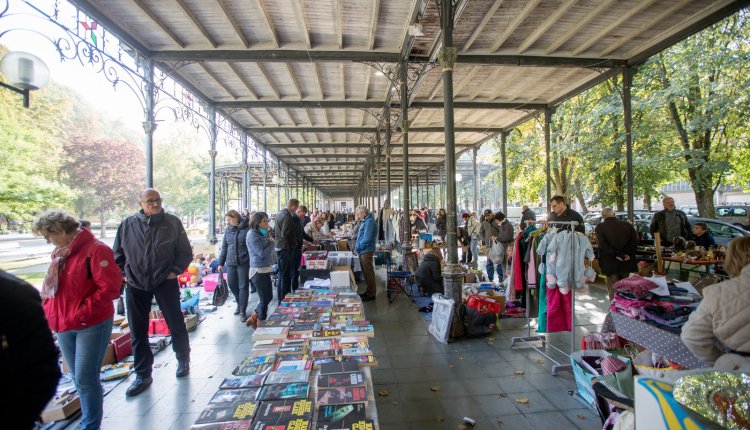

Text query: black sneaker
(125, 376), (153, 397)
(360, 294), (376, 302)
(176, 362), (190, 378)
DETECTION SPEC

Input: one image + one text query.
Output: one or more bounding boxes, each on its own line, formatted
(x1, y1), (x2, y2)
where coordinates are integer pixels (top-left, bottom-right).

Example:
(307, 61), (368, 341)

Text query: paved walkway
(65, 266), (606, 430)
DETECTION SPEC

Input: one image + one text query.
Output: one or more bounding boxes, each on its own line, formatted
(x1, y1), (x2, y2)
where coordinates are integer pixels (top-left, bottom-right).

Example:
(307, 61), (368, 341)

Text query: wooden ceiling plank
(283, 108), (297, 127)
(508, 69), (555, 102)
(255, 0), (280, 48)
(545, 0), (615, 54)
(571, 0), (659, 56)
(242, 108), (263, 126)
(470, 68), (502, 100)
(362, 66), (372, 101)
(526, 69), (578, 102)
(463, 0), (505, 52)
(335, 0), (343, 50)
(174, 0), (218, 48)
(490, 0), (541, 52)
(427, 76), (443, 101)
(487, 67), (526, 100)
(452, 66), (480, 97)
(518, 0), (577, 53)
(198, 63), (238, 99)
(286, 64), (304, 99)
(291, 0), (312, 49)
(228, 63), (258, 99)
(216, 0), (250, 48)
(256, 63), (281, 99)
(340, 63), (346, 100)
(369, 0), (381, 50)
(131, 0), (186, 48)
(599, 0), (694, 57)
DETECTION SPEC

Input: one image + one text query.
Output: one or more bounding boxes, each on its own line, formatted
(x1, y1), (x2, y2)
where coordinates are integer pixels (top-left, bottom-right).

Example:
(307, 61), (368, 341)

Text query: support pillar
(385, 107), (392, 207)
(241, 132), (250, 210)
(276, 160), (281, 213)
(208, 106), (218, 244)
(500, 131), (508, 215)
(545, 108), (553, 213)
(142, 60), (156, 188)
(623, 67), (635, 222)
(400, 63), (412, 253)
(263, 146), (268, 212)
(472, 146), (479, 212)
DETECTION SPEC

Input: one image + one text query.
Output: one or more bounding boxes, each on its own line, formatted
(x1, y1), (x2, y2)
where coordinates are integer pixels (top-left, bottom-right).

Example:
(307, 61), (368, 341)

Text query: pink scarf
(41, 230), (83, 299)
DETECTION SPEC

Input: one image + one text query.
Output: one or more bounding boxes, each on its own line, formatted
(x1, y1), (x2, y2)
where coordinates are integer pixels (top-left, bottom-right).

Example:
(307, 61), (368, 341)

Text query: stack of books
(192, 286), (378, 429)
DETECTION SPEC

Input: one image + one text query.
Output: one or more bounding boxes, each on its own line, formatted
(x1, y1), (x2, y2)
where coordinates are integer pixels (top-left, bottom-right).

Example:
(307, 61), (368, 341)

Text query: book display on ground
(195, 285), (379, 429)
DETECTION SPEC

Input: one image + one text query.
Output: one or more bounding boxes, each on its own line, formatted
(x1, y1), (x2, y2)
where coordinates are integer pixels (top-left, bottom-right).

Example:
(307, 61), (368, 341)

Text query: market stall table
(662, 257), (723, 279)
(602, 312), (709, 369)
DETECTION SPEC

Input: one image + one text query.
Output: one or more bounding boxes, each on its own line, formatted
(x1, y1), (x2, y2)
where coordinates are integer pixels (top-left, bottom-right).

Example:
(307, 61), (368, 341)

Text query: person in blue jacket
(245, 211), (276, 328)
(217, 210), (251, 322)
(355, 205), (378, 301)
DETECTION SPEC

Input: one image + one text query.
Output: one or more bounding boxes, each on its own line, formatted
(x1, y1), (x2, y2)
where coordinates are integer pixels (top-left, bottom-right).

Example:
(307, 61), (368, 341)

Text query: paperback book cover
(343, 355), (377, 367)
(195, 402), (257, 424)
(316, 372), (365, 388)
(315, 419), (374, 430)
(332, 304), (362, 315)
(209, 388), (260, 404)
(315, 387), (367, 406)
(282, 339), (309, 348)
(338, 340), (368, 350)
(330, 315), (366, 325)
(296, 312), (332, 324)
(257, 319), (293, 328)
(250, 417), (311, 430)
(340, 326), (374, 337)
(341, 348), (372, 357)
(286, 333), (313, 341)
(257, 382), (310, 401)
(277, 345), (308, 356)
(313, 357), (342, 368)
(334, 296), (360, 304)
(310, 339), (341, 351)
(252, 327), (289, 341)
(315, 403), (367, 424)
(312, 329), (341, 339)
(289, 323), (321, 334)
(220, 375), (267, 389)
(311, 349), (342, 359)
(309, 300), (334, 307)
(254, 398), (313, 421)
(232, 363), (274, 377)
(319, 361), (361, 375)
(240, 355), (276, 366)
(272, 359), (312, 372)
(190, 420), (253, 430)
(264, 370), (310, 385)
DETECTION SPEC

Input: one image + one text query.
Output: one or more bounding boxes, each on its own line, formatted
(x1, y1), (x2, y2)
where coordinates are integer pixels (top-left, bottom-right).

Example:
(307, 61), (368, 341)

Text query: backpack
(463, 305), (496, 338)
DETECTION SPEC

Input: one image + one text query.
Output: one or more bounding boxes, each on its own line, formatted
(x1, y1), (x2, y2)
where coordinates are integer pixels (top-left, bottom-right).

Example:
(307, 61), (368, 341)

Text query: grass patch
(15, 271), (47, 288)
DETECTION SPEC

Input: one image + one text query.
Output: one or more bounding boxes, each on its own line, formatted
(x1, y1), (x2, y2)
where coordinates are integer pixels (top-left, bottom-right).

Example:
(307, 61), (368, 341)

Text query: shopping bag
(489, 239), (505, 264)
(581, 332), (622, 351)
(212, 269), (229, 306)
(428, 293), (454, 344)
(466, 294), (502, 315)
(571, 350), (634, 406)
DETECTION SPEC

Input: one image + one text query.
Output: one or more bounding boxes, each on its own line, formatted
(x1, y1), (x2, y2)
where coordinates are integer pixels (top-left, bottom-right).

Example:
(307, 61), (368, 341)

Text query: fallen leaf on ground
(449, 364), (455, 368)
(392, 401), (399, 406)
(458, 424), (469, 430)
(429, 386), (441, 392)
(378, 389), (389, 397)
(514, 397), (529, 404)
(458, 356), (464, 360)
(535, 358), (545, 365)
(436, 416), (445, 422)
(498, 392), (508, 397)
(577, 415), (586, 420)
(514, 369), (525, 375)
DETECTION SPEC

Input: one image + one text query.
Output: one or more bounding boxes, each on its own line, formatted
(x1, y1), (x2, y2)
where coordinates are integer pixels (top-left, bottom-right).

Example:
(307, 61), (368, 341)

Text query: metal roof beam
(151, 50), (401, 62)
(250, 126), (505, 133)
(217, 99), (545, 109)
(276, 153), (445, 159)
(409, 54), (626, 68)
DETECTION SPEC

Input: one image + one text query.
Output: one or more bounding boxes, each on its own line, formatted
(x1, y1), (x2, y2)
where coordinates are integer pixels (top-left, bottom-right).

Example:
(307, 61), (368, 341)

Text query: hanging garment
(537, 262), (548, 333)
(545, 285), (572, 332)
(512, 233), (525, 292)
(545, 231), (594, 293)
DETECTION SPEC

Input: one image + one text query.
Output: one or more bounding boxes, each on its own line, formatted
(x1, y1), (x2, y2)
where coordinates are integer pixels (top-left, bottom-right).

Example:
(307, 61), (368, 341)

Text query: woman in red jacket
(33, 210), (122, 430)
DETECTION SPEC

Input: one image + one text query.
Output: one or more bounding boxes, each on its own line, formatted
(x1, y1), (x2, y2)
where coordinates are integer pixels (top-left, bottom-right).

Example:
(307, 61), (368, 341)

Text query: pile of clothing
(609, 276), (701, 333)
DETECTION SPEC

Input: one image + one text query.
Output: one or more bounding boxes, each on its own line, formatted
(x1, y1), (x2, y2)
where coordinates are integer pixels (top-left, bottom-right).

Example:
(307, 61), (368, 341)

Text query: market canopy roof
(72, 0), (746, 197)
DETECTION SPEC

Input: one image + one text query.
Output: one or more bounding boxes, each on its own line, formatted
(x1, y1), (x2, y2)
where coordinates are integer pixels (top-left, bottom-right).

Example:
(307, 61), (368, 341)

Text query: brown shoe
(245, 311), (259, 329)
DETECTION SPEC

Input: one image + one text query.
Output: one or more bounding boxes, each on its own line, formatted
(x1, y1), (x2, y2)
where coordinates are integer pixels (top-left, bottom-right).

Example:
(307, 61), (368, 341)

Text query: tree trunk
(644, 189), (652, 211)
(613, 161), (625, 211)
(99, 210), (106, 238)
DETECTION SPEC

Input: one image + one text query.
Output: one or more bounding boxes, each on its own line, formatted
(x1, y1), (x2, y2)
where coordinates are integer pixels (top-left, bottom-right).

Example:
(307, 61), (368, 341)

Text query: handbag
(571, 350), (634, 405)
(212, 270), (229, 306)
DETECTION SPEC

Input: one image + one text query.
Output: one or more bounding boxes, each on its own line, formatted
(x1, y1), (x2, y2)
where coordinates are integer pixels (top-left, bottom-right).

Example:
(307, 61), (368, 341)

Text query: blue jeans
(486, 259), (503, 282)
(470, 238), (479, 264)
(277, 249), (293, 300)
(252, 272), (273, 320)
(57, 318), (113, 430)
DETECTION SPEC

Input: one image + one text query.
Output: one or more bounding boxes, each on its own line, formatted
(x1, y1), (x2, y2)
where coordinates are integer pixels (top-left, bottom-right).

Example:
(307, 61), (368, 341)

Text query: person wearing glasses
(113, 188), (193, 397)
(32, 210), (122, 430)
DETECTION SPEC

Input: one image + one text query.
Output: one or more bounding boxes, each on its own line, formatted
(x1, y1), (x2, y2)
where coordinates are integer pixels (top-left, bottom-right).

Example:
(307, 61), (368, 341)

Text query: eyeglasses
(142, 198), (162, 205)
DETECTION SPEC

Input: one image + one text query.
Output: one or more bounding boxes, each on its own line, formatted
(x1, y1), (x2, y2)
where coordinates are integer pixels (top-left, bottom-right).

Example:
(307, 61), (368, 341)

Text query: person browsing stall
(113, 189), (193, 396)
(548, 195), (585, 233)
(274, 199), (300, 300)
(479, 209), (501, 281)
(692, 222), (717, 249)
(33, 210), (122, 428)
(217, 210), (252, 322)
(594, 208), (639, 301)
(520, 205), (537, 227)
(681, 237), (750, 371)
(355, 205), (378, 302)
(415, 247), (444, 296)
(650, 196), (690, 244)
(245, 212), (275, 329)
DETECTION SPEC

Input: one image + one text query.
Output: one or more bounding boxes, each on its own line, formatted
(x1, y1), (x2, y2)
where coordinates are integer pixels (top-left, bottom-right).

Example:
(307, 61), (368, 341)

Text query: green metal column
(500, 131), (508, 215)
(472, 146), (479, 212)
(385, 106), (392, 207)
(276, 160), (281, 213)
(623, 67), (635, 222)
(241, 131), (250, 210)
(545, 108), (553, 213)
(143, 59), (156, 188)
(262, 145), (268, 213)
(401, 63), (412, 253)
(208, 106), (218, 244)
(439, 0), (463, 337)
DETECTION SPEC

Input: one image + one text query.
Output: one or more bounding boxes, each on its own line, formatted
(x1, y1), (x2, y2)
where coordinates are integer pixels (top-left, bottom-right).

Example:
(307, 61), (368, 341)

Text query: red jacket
(44, 229), (123, 333)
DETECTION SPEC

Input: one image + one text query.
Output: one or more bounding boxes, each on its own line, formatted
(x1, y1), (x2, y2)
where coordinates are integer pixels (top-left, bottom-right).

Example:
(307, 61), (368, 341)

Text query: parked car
(679, 205), (700, 216)
(586, 210), (653, 225)
(714, 204), (750, 229)
(634, 217), (749, 246)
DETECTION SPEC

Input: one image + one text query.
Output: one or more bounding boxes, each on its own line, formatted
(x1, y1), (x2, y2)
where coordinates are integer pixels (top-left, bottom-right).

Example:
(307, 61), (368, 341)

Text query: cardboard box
(184, 314), (198, 332)
(42, 389), (80, 423)
(333, 266), (357, 289)
(482, 290), (506, 316)
(337, 240), (349, 251)
(330, 270), (350, 288)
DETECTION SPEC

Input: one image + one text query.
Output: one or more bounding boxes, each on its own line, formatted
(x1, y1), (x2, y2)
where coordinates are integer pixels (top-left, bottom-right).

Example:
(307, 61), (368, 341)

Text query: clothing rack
(510, 220), (579, 376)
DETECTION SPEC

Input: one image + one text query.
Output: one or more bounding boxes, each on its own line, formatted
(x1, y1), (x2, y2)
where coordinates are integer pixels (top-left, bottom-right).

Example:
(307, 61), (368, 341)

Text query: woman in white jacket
(681, 236), (750, 371)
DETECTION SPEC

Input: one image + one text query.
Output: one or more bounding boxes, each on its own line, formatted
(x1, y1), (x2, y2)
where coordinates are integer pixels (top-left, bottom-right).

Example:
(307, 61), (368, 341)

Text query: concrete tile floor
(73, 263), (608, 430)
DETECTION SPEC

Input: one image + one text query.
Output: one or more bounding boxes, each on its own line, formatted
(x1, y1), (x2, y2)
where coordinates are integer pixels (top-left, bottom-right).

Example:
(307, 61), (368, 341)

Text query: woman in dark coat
(435, 208), (447, 241)
(218, 210), (251, 321)
(415, 248), (444, 296)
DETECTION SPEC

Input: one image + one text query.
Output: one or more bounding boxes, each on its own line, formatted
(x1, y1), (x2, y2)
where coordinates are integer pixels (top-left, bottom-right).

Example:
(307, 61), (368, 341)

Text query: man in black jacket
(548, 195), (585, 233)
(275, 198), (300, 300)
(595, 208), (639, 300)
(649, 196), (690, 244)
(520, 205), (537, 227)
(0, 270), (60, 429)
(113, 188), (193, 396)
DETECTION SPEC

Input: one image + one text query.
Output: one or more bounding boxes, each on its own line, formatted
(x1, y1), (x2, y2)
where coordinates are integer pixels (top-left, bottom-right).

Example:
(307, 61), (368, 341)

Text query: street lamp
(0, 51), (50, 108)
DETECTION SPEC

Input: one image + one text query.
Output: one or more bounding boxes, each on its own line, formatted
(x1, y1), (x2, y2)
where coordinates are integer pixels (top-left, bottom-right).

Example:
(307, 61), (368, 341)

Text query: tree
(61, 136), (145, 237)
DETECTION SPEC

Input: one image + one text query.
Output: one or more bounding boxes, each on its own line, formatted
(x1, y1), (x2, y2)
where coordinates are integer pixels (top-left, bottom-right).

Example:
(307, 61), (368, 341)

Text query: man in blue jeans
(113, 188), (193, 397)
(274, 198), (299, 300)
